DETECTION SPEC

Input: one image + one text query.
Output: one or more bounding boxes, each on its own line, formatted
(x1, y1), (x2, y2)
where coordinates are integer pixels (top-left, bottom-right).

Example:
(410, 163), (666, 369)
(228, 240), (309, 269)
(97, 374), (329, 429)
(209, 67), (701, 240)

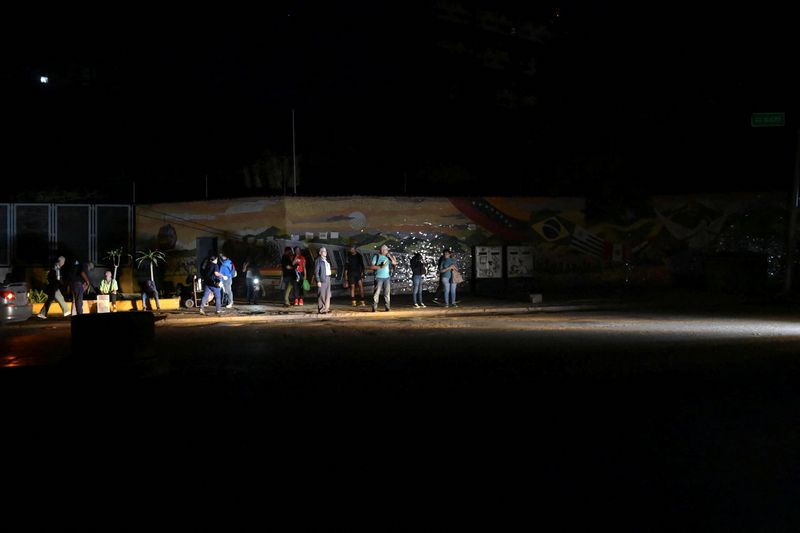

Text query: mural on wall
(136, 193), (786, 294)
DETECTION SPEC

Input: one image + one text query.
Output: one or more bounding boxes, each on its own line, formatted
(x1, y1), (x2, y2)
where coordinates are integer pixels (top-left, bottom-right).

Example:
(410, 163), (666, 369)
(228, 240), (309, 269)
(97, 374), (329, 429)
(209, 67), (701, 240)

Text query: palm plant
(104, 247), (132, 282)
(135, 249), (166, 281)
(29, 288), (48, 304)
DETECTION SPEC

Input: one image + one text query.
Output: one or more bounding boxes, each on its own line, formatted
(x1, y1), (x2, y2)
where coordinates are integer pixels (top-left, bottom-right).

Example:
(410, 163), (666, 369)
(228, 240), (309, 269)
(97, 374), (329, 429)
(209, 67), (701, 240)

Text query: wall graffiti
(136, 194), (786, 294)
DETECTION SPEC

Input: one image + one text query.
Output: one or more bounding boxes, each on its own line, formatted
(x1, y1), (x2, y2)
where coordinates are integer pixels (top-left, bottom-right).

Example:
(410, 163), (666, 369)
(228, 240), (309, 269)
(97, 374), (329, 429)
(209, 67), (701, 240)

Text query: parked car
(1, 282), (33, 324)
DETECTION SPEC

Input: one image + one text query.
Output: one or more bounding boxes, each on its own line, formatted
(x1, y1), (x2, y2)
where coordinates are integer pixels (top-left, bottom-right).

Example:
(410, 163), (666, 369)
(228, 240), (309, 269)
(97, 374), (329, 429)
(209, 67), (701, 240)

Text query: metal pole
(292, 108), (297, 195)
(784, 127), (800, 293)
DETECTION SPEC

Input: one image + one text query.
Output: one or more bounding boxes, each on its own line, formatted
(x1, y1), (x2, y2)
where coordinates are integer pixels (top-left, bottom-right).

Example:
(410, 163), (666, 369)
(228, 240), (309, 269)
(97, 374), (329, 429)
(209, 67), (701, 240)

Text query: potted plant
(29, 288), (48, 315)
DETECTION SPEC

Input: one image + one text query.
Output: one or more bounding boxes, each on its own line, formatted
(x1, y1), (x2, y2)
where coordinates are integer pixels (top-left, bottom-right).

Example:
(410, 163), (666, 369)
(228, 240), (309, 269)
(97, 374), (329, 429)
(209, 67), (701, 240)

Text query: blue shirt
(440, 258), (455, 280)
(372, 254), (391, 279)
(219, 259), (234, 278)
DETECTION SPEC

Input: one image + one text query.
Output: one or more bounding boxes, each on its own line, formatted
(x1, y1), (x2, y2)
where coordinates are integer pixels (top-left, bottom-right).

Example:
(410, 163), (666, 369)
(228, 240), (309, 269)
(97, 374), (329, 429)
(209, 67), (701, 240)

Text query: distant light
(40, 76), (49, 84)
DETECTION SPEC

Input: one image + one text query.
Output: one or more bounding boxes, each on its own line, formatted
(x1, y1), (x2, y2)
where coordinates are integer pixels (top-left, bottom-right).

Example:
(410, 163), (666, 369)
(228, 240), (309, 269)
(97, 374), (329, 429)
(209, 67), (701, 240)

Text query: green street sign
(751, 112), (785, 127)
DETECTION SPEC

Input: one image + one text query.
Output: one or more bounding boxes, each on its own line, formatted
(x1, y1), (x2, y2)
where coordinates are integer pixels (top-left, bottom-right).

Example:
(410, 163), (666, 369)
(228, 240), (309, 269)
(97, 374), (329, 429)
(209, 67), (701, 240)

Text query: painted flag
(570, 226), (605, 257)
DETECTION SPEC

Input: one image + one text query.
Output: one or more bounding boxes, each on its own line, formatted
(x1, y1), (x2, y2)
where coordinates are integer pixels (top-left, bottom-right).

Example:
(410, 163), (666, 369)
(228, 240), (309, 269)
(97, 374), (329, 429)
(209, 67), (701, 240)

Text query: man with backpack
(199, 255), (226, 315)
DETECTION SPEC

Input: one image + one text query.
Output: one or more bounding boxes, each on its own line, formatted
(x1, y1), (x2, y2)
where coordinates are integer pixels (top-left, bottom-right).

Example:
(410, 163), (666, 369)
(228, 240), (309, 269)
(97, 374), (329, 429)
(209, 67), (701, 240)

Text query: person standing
(315, 247), (333, 314)
(99, 270), (119, 312)
(369, 244), (397, 312)
(410, 252), (427, 308)
(432, 251), (446, 304)
(344, 245), (366, 307)
(70, 259), (94, 315)
(281, 247), (296, 306)
(293, 246), (307, 306)
(243, 259), (260, 305)
(439, 249), (459, 307)
(38, 256), (69, 319)
(218, 252), (235, 309)
(199, 255), (225, 315)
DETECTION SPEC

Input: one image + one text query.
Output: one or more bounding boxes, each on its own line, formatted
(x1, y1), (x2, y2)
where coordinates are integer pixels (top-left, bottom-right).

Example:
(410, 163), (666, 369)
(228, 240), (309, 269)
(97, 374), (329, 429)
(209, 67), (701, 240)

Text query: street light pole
(785, 127), (800, 293)
(292, 108), (297, 195)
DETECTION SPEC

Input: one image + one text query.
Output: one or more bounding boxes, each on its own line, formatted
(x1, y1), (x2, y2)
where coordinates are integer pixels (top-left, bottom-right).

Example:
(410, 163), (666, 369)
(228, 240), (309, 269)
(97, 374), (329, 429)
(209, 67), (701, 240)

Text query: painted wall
(136, 194), (785, 293)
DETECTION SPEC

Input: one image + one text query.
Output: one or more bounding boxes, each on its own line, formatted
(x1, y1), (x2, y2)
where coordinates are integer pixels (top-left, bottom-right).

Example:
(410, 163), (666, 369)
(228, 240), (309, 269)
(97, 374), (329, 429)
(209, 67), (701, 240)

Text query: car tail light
(2, 291), (15, 302)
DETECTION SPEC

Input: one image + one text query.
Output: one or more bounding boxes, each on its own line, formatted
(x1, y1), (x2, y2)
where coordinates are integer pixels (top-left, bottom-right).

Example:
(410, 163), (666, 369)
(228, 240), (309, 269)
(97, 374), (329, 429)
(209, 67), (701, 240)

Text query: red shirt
(293, 255), (306, 273)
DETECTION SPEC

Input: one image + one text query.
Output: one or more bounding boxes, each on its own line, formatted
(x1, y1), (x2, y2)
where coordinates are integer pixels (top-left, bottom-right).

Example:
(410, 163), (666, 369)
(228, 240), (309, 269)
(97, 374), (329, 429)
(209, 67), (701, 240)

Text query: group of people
(38, 256), (93, 318)
(331, 244), (461, 311)
(37, 256), (162, 318)
(37, 245), (461, 318)
(198, 252), (236, 315)
(197, 244), (460, 316)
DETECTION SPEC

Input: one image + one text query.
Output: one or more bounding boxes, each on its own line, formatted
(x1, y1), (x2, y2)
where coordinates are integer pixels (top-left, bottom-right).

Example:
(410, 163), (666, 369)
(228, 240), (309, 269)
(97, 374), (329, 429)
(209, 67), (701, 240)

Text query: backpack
(204, 263), (220, 287)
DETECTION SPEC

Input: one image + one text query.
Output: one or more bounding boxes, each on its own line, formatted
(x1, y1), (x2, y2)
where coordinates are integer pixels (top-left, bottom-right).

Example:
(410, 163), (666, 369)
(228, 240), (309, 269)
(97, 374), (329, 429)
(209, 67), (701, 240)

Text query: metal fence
(0, 203), (132, 267)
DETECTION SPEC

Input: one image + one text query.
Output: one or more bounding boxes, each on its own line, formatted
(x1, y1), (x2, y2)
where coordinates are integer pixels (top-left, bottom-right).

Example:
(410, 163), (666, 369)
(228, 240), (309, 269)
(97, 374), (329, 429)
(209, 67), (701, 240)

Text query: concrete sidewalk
(150, 286), (794, 325)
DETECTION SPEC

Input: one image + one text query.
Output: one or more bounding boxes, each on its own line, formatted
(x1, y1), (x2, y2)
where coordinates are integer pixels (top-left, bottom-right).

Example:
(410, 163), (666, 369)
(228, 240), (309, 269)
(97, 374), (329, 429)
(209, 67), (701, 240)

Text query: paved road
(3, 307), (800, 526)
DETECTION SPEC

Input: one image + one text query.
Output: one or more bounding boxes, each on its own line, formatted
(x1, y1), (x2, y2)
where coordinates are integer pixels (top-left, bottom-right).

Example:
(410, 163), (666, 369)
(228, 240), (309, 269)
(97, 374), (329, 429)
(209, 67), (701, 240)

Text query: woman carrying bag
(439, 249), (460, 308)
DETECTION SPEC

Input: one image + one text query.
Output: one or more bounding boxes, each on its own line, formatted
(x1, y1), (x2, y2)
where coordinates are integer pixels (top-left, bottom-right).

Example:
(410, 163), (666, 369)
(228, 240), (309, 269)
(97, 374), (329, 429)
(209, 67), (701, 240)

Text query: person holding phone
(369, 244), (397, 312)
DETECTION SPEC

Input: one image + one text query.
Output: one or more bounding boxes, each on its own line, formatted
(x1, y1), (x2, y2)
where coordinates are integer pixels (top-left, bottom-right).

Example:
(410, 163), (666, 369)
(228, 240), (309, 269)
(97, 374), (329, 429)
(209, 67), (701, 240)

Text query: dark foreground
(3, 308), (800, 527)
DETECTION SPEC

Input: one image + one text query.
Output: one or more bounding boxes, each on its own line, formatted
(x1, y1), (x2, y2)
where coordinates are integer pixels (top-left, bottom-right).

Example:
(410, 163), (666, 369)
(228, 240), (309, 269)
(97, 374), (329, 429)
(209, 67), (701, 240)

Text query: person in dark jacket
(141, 278), (161, 311)
(314, 247), (333, 314)
(199, 255), (225, 315)
(69, 259), (94, 315)
(410, 252), (426, 308)
(432, 252), (445, 304)
(38, 256), (69, 318)
(281, 247), (296, 306)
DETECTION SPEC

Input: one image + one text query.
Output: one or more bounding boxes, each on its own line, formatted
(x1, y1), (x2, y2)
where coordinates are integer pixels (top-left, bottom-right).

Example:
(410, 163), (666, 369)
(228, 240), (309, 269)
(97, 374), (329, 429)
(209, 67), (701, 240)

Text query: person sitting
(99, 270), (119, 312)
(141, 278), (161, 311)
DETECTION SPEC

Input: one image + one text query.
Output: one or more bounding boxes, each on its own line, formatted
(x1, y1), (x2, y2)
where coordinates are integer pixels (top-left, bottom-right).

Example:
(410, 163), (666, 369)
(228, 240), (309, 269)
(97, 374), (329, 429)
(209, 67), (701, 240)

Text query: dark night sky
(3, 2), (798, 203)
